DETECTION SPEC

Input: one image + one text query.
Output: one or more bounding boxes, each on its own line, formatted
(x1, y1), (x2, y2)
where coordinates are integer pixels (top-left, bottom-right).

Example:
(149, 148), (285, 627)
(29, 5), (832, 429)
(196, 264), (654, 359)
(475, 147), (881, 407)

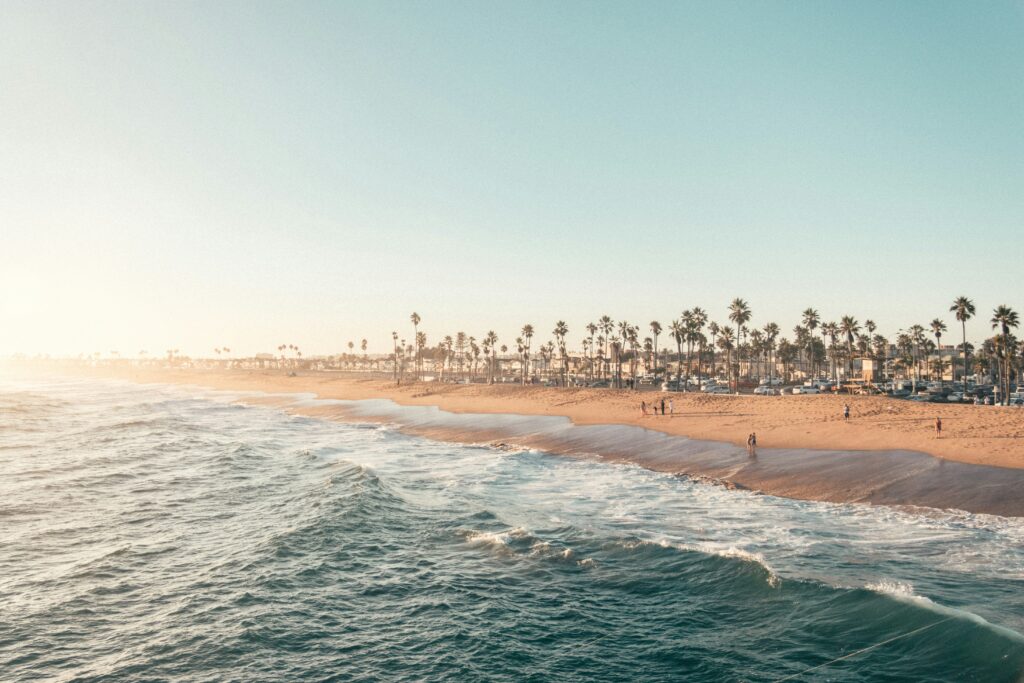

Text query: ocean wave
(866, 580), (1024, 643)
(617, 538), (781, 588)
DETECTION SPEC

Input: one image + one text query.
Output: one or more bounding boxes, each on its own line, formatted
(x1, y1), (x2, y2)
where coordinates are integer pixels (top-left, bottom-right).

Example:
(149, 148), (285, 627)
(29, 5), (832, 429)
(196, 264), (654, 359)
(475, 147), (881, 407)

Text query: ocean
(1, 377), (1022, 682)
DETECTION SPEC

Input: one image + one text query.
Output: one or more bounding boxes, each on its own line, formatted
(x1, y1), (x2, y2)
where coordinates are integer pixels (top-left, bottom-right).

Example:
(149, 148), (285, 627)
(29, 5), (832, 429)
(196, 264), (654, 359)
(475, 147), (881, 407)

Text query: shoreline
(22, 364), (1024, 469)
(8, 364), (1024, 517)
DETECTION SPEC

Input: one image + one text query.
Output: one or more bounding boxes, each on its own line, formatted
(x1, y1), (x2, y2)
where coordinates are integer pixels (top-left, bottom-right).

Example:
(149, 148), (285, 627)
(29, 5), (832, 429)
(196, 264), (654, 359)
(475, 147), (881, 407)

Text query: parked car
(753, 386), (776, 395)
(588, 380), (609, 388)
(792, 386), (820, 395)
(706, 386), (731, 394)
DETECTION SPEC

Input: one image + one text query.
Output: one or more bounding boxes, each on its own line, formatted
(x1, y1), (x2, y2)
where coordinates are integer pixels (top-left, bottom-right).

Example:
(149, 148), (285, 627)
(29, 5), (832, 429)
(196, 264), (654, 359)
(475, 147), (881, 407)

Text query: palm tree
(822, 322), (839, 382)
(649, 321), (662, 379)
(763, 322), (780, 385)
(802, 308), (820, 376)
(909, 324), (926, 389)
(991, 305), (1020, 404)
(708, 321), (721, 380)
(680, 309), (694, 380)
(485, 331), (498, 384)
(839, 316), (860, 380)
(586, 322), (598, 382)
(598, 316), (613, 381)
(410, 312), (421, 379)
(728, 299), (751, 389)
(950, 296), (975, 393)
(690, 308), (708, 389)
(553, 321), (569, 387)
(717, 327), (735, 391)
(669, 319), (685, 386)
(929, 318), (947, 387)
(521, 324), (534, 385)
(748, 329), (764, 380)
(391, 332), (399, 383)
(616, 320), (632, 387)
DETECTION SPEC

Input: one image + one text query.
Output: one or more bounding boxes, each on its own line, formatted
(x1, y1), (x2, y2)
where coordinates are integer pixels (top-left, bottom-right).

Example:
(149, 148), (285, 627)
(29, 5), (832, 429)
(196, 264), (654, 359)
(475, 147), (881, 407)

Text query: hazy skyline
(2, 1), (1022, 357)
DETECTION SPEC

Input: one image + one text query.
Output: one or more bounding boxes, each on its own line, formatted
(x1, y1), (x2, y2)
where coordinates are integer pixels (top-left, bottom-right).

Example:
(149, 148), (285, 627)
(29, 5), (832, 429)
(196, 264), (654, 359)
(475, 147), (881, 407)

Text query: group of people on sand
(640, 398), (674, 417)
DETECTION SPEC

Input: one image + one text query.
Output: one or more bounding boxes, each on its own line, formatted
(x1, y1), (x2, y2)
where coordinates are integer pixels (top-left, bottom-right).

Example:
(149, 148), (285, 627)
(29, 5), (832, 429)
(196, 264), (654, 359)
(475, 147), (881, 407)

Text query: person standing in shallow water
(747, 432), (757, 457)
(935, 416), (942, 438)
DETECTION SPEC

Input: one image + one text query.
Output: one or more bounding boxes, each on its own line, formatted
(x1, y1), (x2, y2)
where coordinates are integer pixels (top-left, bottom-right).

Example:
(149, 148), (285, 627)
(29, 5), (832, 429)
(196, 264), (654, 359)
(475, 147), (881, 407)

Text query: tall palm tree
(991, 305), (1020, 404)
(717, 327), (735, 391)
(485, 331), (498, 384)
(391, 332), (399, 383)
(822, 322), (839, 382)
(669, 319), (685, 386)
(443, 335), (454, 379)
(763, 322), (780, 385)
(909, 324), (926, 388)
(649, 320), (662, 378)
(586, 322), (598, 382)
(598, 316), (614, 381)
(410, 312), (421, 379)
(616, 320), (632, 387)
(748, 329), (764, 380)
(708, 321), (721, 379)
(553, 321), (569, 387)
(415, 332), (427, 377)
(950, 296), (975, 393)
(929, 318), (947, 386)
(839, 316), (860, 380)
(690, 308), (708, 389)
(521, 324), (534, 385)
(728, 299), (751, 389)
(802, 308), (821, 376)
(681, 309), (694, 380)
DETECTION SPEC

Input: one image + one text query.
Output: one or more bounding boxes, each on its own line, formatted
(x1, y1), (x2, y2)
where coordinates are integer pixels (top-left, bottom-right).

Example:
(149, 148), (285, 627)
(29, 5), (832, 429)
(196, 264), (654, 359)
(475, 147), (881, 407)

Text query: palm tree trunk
(961, 321), (967, 393)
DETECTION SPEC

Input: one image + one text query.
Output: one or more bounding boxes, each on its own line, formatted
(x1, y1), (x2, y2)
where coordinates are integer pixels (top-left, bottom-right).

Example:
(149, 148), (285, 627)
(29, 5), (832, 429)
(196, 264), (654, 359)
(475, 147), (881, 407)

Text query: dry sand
(38, 365), (1024, 470)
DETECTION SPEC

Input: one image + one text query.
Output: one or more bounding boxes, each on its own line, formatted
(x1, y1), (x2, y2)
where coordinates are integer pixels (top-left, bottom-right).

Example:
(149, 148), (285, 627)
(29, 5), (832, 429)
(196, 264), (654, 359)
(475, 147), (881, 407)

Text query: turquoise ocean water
(1, 377), (1022, 681)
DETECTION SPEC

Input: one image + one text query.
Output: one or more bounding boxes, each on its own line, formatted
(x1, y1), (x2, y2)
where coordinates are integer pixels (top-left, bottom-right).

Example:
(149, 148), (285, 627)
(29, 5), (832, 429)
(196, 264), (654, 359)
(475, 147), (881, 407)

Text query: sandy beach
(34, 365), (1024, 470)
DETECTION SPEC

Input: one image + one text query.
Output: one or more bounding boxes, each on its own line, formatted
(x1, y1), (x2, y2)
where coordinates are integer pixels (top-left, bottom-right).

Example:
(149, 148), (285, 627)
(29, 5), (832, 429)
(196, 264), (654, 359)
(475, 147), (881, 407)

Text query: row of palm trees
(391, 298), (1022, 403)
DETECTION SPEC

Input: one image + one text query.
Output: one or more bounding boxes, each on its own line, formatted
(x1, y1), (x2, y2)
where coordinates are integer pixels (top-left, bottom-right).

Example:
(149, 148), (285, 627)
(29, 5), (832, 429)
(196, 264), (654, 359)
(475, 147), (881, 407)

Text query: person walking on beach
(641, 401), (647, 416)
(935, 416), (942, 438)
(843, 404), (850, 421)
(747, 432), (757, 457)
(669, 398), (674, 417)
(660, 398), (666, 417)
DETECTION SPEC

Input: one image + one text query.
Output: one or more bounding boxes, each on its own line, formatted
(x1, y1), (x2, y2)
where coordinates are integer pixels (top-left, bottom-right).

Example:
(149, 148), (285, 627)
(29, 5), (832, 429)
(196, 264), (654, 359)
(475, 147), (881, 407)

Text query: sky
(2, 1), (1022, 357)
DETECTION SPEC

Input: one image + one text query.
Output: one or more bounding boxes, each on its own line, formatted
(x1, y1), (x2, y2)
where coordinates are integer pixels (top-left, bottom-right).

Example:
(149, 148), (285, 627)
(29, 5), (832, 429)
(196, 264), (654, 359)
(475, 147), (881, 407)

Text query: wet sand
(17, 365), (1024, 517)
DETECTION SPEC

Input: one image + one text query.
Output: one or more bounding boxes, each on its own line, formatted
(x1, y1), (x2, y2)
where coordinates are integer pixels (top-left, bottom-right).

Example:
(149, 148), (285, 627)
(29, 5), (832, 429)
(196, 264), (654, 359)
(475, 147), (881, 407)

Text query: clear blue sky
(2, 1), (1022, 356)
